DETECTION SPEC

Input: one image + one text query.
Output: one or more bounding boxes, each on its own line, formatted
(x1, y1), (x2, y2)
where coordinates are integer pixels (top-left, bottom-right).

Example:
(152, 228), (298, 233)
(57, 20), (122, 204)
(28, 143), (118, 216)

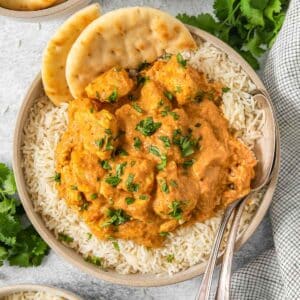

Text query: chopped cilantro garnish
(108, 88), (118, 102)
(116, 162), (127, 177)
(157, 154), (167, 171)
(84, 255), (104, 267)
(95, 138), (105, 148)
(170, 180), (178, 187)
(137, 75), (149, 86)
(167, 254), (175, 262)
(159, 231), (169, 237)
(148, 145), (161, 157)
(135, 117), (161, 136)
(126, 174), (139, 192)
(158, 99), (164, 107)
(90, 193), (97, 200)
(222, 87), (230, 93)
(102, 209), (130, 227)
(164, 91), (174, 101)
(125, 197), (135, 205)
(58, 233), (73, 244)
(172, 130), (199, 157)
(105, 175), (121, 187)
(132, 102), (143, 113)
(105, 128), (112, 135)
(176, 53), (187, 67)
(182, 159), (195, 169)
(112, 241), (120, 252)
(53, 172), (61, 183)
(159, 136), (171, 148)
(79, 200), (90, 211)
(170, 111), (179, 120)
(139, 195), (149, 200)
(100, 160), (112, 170)
(105, 137), (114, 151)
(160, 179), (169, 194)
(169, 200), (182, 220)
(115, 147), (128, 156)
(133, 137), (142, 150)
(175, 85), (182, 93)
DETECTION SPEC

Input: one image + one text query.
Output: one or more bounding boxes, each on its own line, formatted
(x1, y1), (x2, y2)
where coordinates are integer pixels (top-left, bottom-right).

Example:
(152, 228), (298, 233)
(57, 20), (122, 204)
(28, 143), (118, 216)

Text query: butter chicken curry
(55, 54), (256, 248)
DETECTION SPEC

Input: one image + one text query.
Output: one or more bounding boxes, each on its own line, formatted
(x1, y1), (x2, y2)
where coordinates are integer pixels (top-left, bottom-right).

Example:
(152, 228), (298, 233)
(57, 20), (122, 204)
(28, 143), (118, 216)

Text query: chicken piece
(72, 105), (119, 160)
(139, 80), (172, 113)
(85, 67), (134, 102)
(153, 55), (206, 105)
(70, 149), (104, 194)
(153, 161), (198, 232)
(222, 138), (256, 205)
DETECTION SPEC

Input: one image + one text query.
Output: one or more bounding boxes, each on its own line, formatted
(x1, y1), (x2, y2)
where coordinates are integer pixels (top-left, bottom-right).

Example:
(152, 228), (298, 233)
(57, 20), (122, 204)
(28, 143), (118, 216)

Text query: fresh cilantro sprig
(177, 0), (288, 69)
(0, 163), (49, 267)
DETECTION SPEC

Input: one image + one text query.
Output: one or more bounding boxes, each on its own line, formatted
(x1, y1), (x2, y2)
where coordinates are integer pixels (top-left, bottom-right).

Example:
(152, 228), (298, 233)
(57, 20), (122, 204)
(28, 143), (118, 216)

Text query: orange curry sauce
(55, 55), (256, 248)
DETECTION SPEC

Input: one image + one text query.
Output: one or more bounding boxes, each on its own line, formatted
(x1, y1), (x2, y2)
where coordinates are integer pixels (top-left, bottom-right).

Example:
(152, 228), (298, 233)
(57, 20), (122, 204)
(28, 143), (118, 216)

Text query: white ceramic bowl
(12, 26), (280, 287)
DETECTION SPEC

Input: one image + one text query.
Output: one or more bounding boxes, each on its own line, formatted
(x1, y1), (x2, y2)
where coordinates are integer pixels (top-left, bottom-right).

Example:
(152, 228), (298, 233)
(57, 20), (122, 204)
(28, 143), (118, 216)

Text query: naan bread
(0, 0), (58, 10)
(66, 7), (197, 98)
(42, 3), (101, 106)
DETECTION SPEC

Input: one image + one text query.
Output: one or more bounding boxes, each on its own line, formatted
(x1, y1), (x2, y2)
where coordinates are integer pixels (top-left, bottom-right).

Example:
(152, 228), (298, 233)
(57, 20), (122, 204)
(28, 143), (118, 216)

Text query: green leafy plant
(177, 0), (289, 69)
(0, 163), (49, 267)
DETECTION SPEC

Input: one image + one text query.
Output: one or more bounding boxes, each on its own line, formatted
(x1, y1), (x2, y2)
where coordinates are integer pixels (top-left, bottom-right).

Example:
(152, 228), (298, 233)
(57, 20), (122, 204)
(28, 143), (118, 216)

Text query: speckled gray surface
(0, 1), (274, 299)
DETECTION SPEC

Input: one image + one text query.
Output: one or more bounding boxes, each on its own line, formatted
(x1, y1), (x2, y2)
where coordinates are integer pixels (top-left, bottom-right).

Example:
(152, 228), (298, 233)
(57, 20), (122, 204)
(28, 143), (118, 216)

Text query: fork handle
(196, 200), (240, 300)
(216, 197), (247, 300)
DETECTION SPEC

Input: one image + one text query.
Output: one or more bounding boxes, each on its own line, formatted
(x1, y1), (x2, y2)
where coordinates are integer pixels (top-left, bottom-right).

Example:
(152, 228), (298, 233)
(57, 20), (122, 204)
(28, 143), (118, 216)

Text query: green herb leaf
(159, 136), (171, 148)
(157, 154), (168, 171)
(182, 159), (195, 169)
(108, 88), (118, 102)
(105, 175), (121, 187)
(170, 180), (178, 187)
(95, 138), (105, 148)
(139, 195), (149, 200)
(134, 137), (142, 150)
(222, 87), (230, 93)
(125, 197), (135, 205)
(52, 172), (61, 183)
(167, 254), (175, 262)
(159, 231), (169, 237)
(116, 162), (127, 177)
(100, 160), (112, 170)
(102, 209), (130, 227)
(148, 145), (161, 157)
(164, 91), (174, 101)
(90, 193), (97, 200)
(84, 255), (104, 267)
(169, 201), (183, 220)
(135, 117), (161, 136)
(176, 53), (187, 67)
(126, 174), (139, 192)
(160, 179), (169, 194)
(58, 233), (74, 244)
(112, 241), (120, 251)
(132, 102), (144, 113)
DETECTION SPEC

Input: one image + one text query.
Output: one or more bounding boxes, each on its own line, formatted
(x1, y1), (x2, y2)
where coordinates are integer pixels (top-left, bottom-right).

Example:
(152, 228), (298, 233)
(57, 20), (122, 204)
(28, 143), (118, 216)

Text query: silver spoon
(196, 93), (277, 300)
(216, 93), (279, 300)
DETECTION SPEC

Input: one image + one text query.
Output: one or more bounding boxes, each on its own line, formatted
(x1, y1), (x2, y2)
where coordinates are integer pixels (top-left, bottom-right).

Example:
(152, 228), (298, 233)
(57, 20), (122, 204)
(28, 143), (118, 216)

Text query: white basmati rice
(21, 40), (264, 275)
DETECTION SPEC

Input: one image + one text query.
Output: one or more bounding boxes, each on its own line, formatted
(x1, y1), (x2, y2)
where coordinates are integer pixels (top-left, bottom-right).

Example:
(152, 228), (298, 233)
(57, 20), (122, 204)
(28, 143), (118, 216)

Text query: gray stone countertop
(0, 0), (274, 299)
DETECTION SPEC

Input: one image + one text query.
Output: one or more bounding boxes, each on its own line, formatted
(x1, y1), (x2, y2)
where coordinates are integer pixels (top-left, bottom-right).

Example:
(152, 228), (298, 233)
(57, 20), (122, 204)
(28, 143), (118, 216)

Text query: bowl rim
(12, 25), (280, 287)
(0, 284), (82, 299)
(0, 0), (91, 21)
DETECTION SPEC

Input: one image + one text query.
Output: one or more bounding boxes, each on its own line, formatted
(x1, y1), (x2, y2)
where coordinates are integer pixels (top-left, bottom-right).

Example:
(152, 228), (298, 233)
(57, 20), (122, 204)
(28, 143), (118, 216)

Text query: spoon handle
(216, 196), (247, 300)
(196, 200), (240, 300)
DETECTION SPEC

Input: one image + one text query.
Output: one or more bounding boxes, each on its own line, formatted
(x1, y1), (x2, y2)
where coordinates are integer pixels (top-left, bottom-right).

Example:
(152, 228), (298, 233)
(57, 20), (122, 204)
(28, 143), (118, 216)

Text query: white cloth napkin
(230, 0), (300, 298)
